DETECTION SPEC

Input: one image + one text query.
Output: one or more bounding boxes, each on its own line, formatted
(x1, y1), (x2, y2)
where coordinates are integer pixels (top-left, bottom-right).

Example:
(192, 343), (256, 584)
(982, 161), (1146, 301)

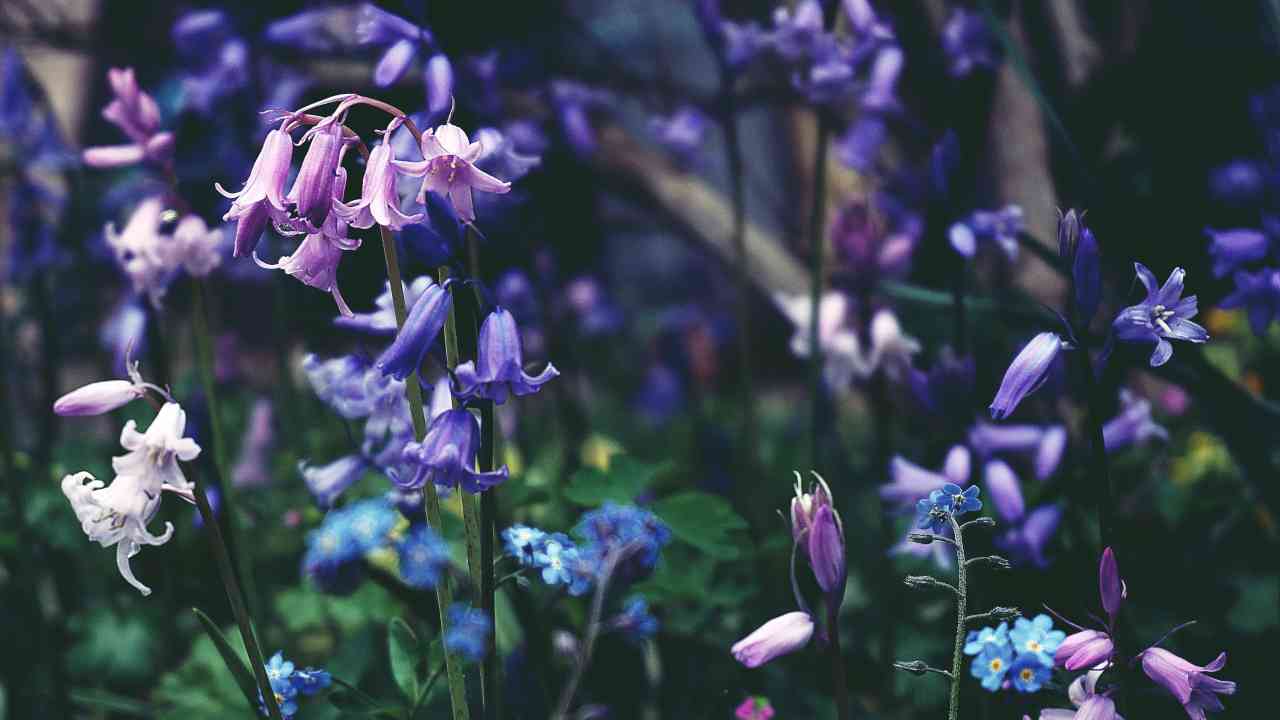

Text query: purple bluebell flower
(1039, 668), (1118, 720)
(374, 38), (416, 86)
(375, 278), (452, 380)
(1113, 263), (1209, 367)
(907, 349), (975, 420)
(335, 276), (436, 335)
(969, 422), (1067, 481)
(83, 67), (172, 169)
(996, 503), (1061, 568)
(336, 122), (423, 231)
(808, 504), (845, 598)
(650, 106), (710, 167)
(984, 460), (1025, 524)
(731, 611), (814, 668)
(231, 398), (274, 488)
(950, 205), (1024, 260)
(424, 54), (454, 115)
(832, 202), (917, 285)
(300, 455), (367, 508)
(1141, 648), (1236, 719)
(989, 332), (1067, 420)
(287, 116), (348, 229)
(394, 121), (512, 224)
(942, 8), (1001, 76)
(472, 125), (544, 184)
(1098, 547), (1124, 617)
(1103, 389), (1168, 452)
(400, 409), (509, 493)
(551, 80), (609, 157)
(445, 603), (492, 663)
(1219, 266), (1280, 335)
(256, 167), (362, 316)
(1205, 227), (1268, 277)
(101, 300), (147, 375)
(881, 445), (970, 509)
(217, 124), (293, 258)
(397, 524), (449, 589)
(1073, 226), (1102, 321)
(453, 308), (559, 404)
(790, 470), (835, 541)
(171, 11), (248, 114)
(1055, 629), (1114, 671)
(1208, 159), (1265, 205)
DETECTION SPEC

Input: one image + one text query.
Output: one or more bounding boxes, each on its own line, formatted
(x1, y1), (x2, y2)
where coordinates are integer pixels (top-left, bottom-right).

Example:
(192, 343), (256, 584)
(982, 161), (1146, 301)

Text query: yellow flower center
(989, 659), (1003, 671)
(1027, 640), (1042, 652)
(1021, 669), (1034, 681)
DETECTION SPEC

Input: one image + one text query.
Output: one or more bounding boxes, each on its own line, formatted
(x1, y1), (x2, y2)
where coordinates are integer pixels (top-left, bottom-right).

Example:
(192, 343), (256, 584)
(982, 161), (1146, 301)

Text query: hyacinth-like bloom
(287, 115), (348, 229)
(969, 421), (1067, 481)
(611, 596), (659, 643)
(990, 332), (1067, 420)
(915, 483), (981, 534)
(1140, 648), (1235, 719)
(942, 8), (1001, 76)
(445, 603), (492, 663)
(61, 402), (199, 596)
(650, 106), (710, 167)
(1055, 629), (1116, 672)
(400, 409), (509, 493)
(337, 122), (423, 230)
(881, 445), (970, 509)
(300, 455), (367, 508)
(376, 279), (453, 379)
(231, 398), (274, 488)
(257, 168), (362, 316)
(453, 308), (559, 403)
(789, 469), (835, 541)
(1219, 266), (1280, 336)
(397, 524), (450, 589)
(731, 611), (814, 668)
(395, 121), (512, 223)
(832, 202), (917, 287)
(734, 696), (776, 720)
(1103, 389), (1168, 451)
(336, 276), (436, 335)
(775, 293), (920, 391)
(950, 205), (1024, 260)
(1205, 227), (1268, 278)
(1113, 263), (1209, 367)
(82, 67), (174, 168)
(217, 125), (294, 257)
(809, 501), (845, 596)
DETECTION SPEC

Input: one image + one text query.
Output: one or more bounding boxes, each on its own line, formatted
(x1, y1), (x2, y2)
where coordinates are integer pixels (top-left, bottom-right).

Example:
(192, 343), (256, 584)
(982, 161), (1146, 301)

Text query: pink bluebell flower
(82, 67), (173, 169)
(1140, 648), (1235, 719)
(287, 114), (348, 229)
(336, 119), (423, 231)
(216, 124), (294, 257)
(1102, 389), (1168, 452)
(394, 120), (512, 223)
(731, 611), (814, 668)
(1113, 263), (1208, 367)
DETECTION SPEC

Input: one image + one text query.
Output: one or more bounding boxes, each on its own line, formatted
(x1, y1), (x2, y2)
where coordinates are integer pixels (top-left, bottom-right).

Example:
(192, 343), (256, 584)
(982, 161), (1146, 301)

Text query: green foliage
(652, 490), (749, 560)
(192, 607), (260, 712)
(564, 456), (668, 505)
(387, 617), (424, 703)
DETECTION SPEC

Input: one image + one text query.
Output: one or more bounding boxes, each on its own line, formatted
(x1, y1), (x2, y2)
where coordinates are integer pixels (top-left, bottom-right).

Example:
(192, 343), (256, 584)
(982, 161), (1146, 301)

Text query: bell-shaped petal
(217, 127), (294, 257)
(301, 454), (367, 507)
(1054, 629), (1114, 671)
(730, 611), (814, 668)
(453, 308), (559, 404)
(376, 280), (453, 379)
(1140, 647), (1234, 710)
(990, 332), (1065, 420)
(287, 118), (345, 228)
(808, 504), (846, 598)
(400, 409), (509, 493)
(1099, 547), (1124, 618)
(424, 54), (454, 115)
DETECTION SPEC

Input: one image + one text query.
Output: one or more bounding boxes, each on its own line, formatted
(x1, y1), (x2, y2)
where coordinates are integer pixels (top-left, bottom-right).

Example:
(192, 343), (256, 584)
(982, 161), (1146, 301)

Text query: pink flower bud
(730, 611), (813, 668)
(53, 380), (144, 416)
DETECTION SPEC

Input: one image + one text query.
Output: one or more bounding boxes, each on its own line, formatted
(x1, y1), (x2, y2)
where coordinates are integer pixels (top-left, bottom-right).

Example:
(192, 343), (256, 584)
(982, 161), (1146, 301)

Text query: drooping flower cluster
(261, 651), (331, 719)
(82, 67), (174, 169)
(966, 615), (1064, 693)
(104, 196), (224, 306)
(949, 205), (1025, 261)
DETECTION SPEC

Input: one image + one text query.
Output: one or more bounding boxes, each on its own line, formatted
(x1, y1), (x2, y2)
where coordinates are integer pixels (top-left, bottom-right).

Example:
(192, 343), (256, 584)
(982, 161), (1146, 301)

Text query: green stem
(947, 515), (969, 720)
(189, 465), (282, 720)
(379, 227), (471, 720)
(826, 600), (850, 720)
(807, 117), (830, 468)
(191, 279), (259, 613)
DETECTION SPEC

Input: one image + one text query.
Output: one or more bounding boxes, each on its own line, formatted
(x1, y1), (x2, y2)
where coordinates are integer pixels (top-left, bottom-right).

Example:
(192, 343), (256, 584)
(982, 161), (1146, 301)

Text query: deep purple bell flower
(808, 504), (846, 598)
(1219, 267), (1280, 336)
(376, 279), (453, 379)
(989, 332), (1067, 419)
(288, 116), (348, 229)
(1205, 227), (1268, 278)
(400, 409), (508, 493)
(453, 308), (559, 404)
(1113, 263), (1208, 367)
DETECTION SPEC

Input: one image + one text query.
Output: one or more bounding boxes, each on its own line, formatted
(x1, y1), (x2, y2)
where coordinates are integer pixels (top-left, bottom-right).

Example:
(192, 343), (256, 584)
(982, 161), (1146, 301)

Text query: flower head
(1054, 629), (1115, 671)
(397, 524), (449, 589)
(444, 603), (492, 663)
(61, 402), (199, 595)
(971, 643), (1013, 691)
(1010, 614), (1066, 666)
(1112, 263), (1208, 367)
(503, 524), (547, 566)
(300, 455), (367, 508)
(83, 67), (173, 169)
(731, 611), (814, 668)
(915, 483), (981, 533)
(287, 115), (348, 229)
(400, 409), (509, 493)
(989, 332), (1067, 419)
(216, 125), (293, 258)
(394, 121), (512, 223)
(452, 308), (559, 404)
(882, 445), (970, 508)
(1219, 266), (1280, 336)
(611, 596), (659, 643)
(1103, 389), (1168, 452)
(375, 279), (453, 379)
(964, 623), (1009, 656)
(1205, 227), (1268, 278)
(1140, 648), (1235, 718)
(1009, 653), (1052, 693)
(336, 121), (423, 230)
(950, 205), (1024, 260)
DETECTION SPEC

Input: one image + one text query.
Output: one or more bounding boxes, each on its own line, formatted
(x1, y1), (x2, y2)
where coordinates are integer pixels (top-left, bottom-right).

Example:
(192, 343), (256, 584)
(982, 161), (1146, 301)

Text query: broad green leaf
(191, 608), (260, 713)
(652, 491), (748, 559)
(387, 617), (421, 702)
(564, 456), (668, 505)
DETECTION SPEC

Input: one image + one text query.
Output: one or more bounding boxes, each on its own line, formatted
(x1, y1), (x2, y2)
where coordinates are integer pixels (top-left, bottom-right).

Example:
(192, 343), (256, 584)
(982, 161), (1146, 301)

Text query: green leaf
(328, 689), (403, 718)
(652, 491), (749, 559)
(387, 618), (421, 702)
(191, 608), (260, 713)
(564, 457), (667, 505)
(70, 688), (156, 717)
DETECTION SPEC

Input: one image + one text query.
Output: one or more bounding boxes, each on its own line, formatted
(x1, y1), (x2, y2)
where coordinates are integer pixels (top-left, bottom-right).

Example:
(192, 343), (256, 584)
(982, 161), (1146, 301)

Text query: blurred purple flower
(983, 459), (1024, 523)
(1208, 160), (1265, 206)
(301, 455), (368, 508)
(881, 445), (970, 509)
(996, 503), (1061, 568)
(989, 332), (1067, 420)
(950, 205), (1024, 260)
(942, 8), (1001, 76)
(1219, 266), (1280, 335)
(832, 202), (916, 285)
(83, 67), (172, 169)
(1113, 263), (1208, 367)
(171, 11), (249, 113)
(231, 398), (274, 488)
(650, 106), (710, 168)
(968, 422), (1067, 481)
(335, 276), (436, 335)
(1205, 227), (1268, 278)
(1103, 389), (1168, 452)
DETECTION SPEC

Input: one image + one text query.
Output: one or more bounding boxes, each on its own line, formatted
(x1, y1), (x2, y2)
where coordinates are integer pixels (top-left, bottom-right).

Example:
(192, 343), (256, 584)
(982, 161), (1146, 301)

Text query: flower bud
(789, 471), (834, 543)
(808, 504), (846, 598)
(424, 54), (454, 115)
(1054, 629), (1114, 670)
(1057, 208), (1083, 261)
(893, 660), (929, 676)
(989, 332), (1066, 420)
(53, 380), (145, 416)
(1098, 546), (1124, 618)
(1073, 226), (1102, 321)
(983, 460), (1025, 523)
(730, 611), (814, 668)
(988, 606), (1021, 621)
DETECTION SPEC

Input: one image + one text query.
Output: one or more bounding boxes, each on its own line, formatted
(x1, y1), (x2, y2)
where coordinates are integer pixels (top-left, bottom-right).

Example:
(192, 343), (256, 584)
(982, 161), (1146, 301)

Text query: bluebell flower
(1103, 389), (1168, 452)
(1205, 227), (1269, 278)
(300, 455), (368, 508)
(1008, 653), (1052, 693)
(1113, 263), (1209, 367)
(611, 596), (659, 643)
(1009, 614), (1065, 667)
(949, 205), (1024, 260)
(453, 308), (559, 404)
(906, 349), (974, 421)
(375, 279), (453, 380)
(335, 277), (437, 335)
(989, 332), (1067, 420)
(1208, 160), (1266, 205)
(983, 460), (1024, 524)
(444, 603), (492, 663)
(650, 106), (710, 168)
(400, 409), (509, 493)
(964, 623), (1010, 656)
(995, 504), (1062, 568)
(1219, 267), (1280, 336)
(882, 445), (970, 510)
(970, 644), (1013, 691)
(532, 532), (579, 586)
(503, 524), (547, 566)
(397, 524), (450, 589)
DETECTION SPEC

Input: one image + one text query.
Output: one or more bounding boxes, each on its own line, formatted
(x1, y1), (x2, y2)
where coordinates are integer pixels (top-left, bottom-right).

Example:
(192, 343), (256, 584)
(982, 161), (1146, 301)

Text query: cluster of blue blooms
(261, 651), (331, 719)
(501, 503), (672, 596)
(965, 615), (1064, 694)
(914, 483), (983, 534)
(301, 496), (448, 594)
(444, 603), (492, 664)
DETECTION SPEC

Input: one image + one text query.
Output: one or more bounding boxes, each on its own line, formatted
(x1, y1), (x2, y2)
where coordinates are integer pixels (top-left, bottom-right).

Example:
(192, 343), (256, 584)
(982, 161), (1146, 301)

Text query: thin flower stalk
(808, 118), (831, 466)
(946, 513), (969, 720)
